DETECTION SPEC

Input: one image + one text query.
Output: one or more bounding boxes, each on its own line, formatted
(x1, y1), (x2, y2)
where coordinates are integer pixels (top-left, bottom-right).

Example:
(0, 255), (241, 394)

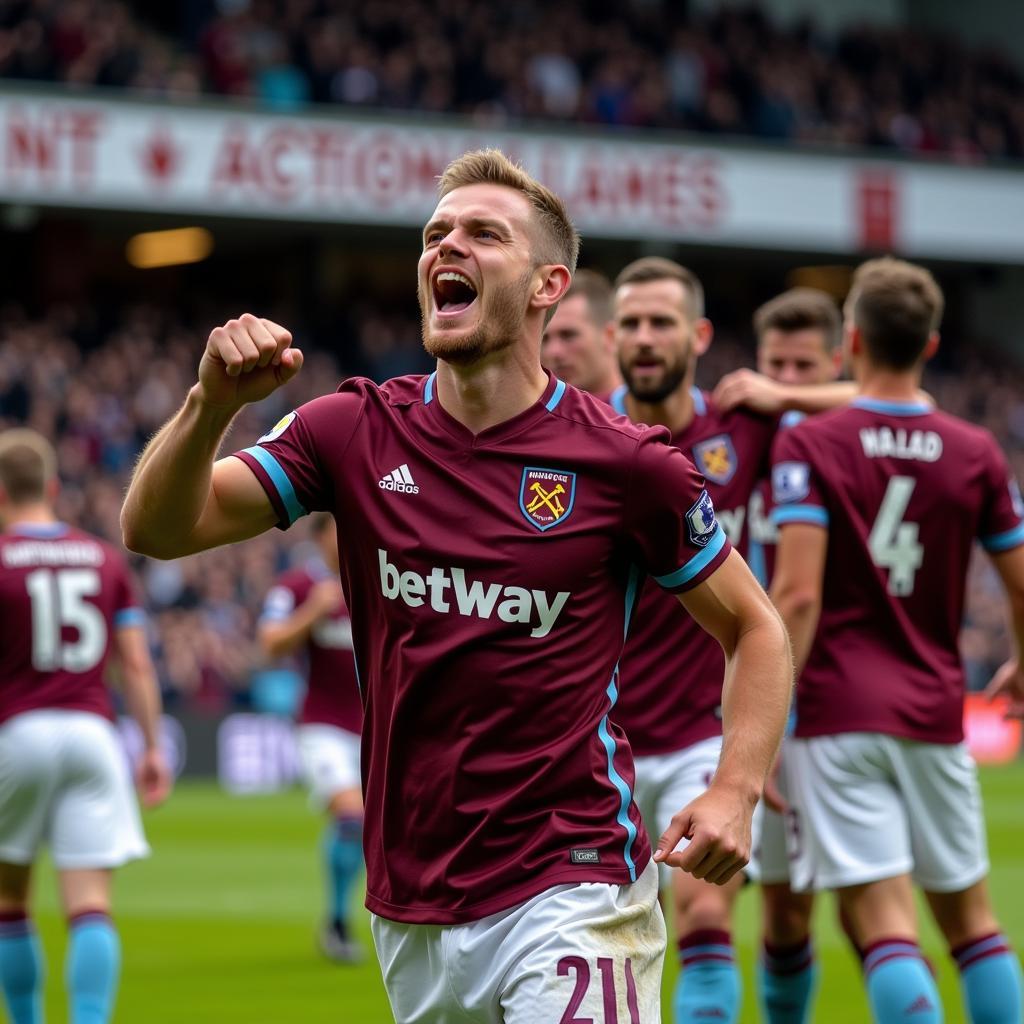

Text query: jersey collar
(609, 385), (706, 419)
(851, 397), (931, 416)
(8, 521), (69, 537)
(421, 370), (567, 448)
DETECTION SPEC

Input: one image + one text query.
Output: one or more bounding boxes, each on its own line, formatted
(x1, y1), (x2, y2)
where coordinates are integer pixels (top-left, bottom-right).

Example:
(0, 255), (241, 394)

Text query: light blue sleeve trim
(545, 377), (567, 412)
(241, 446), (307, 526)
(773, 504), (829, 527)
(653, 524), (727, 589)
(114, 608), (146, 628)
(424, 371), (436, 404)
(981, 521), (1024, 553)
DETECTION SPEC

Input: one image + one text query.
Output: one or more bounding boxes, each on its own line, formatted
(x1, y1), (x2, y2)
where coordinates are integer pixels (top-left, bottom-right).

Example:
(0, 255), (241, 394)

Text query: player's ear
(922, 331), (940, 363)
(692, 317), (714, 357)
(46, 477), (59, 504)
(532, 265), (572, 314)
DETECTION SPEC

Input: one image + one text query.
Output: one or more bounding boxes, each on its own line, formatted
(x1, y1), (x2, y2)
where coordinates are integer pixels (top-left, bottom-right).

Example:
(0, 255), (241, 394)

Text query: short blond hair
(614, 257), (705, 321)
(439, 149), (580, 273)
(848, 257), (944, 370)
(0, 429), (57, 504)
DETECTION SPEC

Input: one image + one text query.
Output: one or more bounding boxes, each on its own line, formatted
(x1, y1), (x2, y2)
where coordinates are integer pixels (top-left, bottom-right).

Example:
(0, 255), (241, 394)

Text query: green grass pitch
(21, 762), (1024, 1022)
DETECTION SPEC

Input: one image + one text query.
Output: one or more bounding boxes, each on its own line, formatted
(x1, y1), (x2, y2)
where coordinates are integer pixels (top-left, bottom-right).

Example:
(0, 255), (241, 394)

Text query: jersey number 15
(25, 568), (107, 673)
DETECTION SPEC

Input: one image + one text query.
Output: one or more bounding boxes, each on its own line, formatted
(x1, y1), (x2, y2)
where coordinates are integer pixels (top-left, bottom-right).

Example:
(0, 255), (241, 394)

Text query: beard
(619, 344), (691, 403)
(420, 270), (531, 366)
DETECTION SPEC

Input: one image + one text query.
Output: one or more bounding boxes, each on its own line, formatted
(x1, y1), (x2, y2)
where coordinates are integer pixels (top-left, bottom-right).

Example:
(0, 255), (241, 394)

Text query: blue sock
(325, 815), (363, 928)
(953, 932), (1023, 1024)
(863, 939), (942, 1023)
(66, 911), (120, 1024)
(758, 937), (819, 1023)
(675, 928), (741, 1024)
(0, 912), (43, 1024)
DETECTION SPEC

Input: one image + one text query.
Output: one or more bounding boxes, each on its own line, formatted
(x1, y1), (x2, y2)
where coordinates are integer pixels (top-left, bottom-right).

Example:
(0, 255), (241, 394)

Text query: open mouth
(433, 271), (478, 316)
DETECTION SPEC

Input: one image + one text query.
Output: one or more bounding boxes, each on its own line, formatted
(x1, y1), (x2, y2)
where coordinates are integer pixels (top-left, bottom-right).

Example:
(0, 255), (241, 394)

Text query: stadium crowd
(0, 299), (1020, 711)
(1, 0), (1024, 162)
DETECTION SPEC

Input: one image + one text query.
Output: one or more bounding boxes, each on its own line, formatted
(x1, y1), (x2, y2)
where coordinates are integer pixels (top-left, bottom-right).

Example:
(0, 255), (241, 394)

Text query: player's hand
(653, 782), (753, 885)
(713, 369), (785, 414)
(308, 579), (344, 618)
(985, 659), (1024, 720)
(197, 314), (303, 410)
(136, 747), (173, 808)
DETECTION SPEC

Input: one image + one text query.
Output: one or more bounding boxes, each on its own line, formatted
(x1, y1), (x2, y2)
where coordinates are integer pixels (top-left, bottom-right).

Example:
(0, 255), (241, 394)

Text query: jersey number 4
(868, 476), (923, 597)
(25, 568), (106, 672)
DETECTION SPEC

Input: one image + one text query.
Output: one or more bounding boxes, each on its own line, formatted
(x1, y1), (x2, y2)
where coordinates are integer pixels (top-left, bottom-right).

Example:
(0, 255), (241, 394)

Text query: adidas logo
(379, 464), (420, 494)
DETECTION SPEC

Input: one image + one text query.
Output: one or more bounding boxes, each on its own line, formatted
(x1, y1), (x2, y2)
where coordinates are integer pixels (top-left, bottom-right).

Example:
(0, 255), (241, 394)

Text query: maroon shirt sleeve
(979, 434), (1024, 554)
(770, 427), (830, 529)
(110, 551), (146, 630)
(232, 390), (366, 527)
(623, 429), (732, 593)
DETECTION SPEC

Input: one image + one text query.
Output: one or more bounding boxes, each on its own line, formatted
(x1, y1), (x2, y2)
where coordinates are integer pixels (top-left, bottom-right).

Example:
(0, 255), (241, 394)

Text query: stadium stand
(1, 1), (1023, 161)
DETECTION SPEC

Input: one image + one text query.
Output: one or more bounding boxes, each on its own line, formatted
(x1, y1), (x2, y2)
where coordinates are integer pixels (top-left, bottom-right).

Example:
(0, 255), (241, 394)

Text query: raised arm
(114, 623), (172, 807)
(712, 370), (857, 415)
(984, 545), (1024, 718)
(121, 315), (303, 559)
(653, 550), (792, 884)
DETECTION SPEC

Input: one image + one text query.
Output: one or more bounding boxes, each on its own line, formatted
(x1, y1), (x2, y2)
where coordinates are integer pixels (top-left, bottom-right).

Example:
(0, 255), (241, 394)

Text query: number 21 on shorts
(558, 956), (642, 1024)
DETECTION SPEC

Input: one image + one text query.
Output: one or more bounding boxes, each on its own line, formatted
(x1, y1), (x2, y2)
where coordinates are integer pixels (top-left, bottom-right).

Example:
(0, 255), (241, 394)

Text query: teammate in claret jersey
(606, 258), (780, 1024)
(258, 512), (363, 962)
(120, 149), (792, 1024)
(741, 289), (843, 1024)
(0, 430), (171, 1024)
(770, 257), (1024, 1024)
(606, 260), (856, 1024)
(541, 268), (622, 402)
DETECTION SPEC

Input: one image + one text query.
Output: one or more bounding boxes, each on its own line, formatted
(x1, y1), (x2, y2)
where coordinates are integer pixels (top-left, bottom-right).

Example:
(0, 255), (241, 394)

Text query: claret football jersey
(771, 397), (1024, 743)
(234, 372), (731, 924)
(260, 560), (362, 734)
(0, 522), (144, 725)
(606, 386), (776, 756)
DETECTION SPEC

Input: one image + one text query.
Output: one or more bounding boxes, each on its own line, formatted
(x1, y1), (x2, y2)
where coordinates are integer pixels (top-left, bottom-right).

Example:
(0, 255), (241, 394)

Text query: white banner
(0, 90), (1022, 260)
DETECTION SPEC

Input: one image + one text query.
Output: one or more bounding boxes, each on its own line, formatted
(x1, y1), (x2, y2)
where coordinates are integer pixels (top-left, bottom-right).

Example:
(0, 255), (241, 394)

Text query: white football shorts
(784, 732), (989, 894)
(0, 709), (149, 869)
(632, 735), (722, 887)
(372, 860), (665, 1024)
(296, 723), (361, 809)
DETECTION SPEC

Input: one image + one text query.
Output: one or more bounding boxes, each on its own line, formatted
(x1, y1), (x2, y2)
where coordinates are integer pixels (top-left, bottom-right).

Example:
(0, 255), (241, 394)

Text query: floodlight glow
(126, 227), (214, 269)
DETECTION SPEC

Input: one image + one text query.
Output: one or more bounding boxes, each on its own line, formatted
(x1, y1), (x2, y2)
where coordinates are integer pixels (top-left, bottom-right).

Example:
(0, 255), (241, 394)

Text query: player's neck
(625, 379), (696, 435)
(856, 366), (923, 404)
(592, 365), (623, 398)
(2, 502), (58, 530)
(434, 352), (549, 435)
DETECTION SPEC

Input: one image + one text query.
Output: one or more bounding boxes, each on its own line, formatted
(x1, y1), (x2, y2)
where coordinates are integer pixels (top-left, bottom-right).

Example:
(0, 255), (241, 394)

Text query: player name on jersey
(860, 426), (943, 461)
(2, 539), (106, 567)
(378, 549), (570, 639)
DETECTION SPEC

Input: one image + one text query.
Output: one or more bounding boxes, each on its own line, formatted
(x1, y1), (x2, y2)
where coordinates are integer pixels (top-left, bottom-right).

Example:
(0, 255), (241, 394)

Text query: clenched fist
(198, 313), (304, 410)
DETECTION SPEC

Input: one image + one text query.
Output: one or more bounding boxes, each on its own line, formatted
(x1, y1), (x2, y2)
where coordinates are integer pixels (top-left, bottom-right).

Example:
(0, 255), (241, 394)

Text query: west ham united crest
(692, 434), (738, 485)
(519, 467), (576, 532)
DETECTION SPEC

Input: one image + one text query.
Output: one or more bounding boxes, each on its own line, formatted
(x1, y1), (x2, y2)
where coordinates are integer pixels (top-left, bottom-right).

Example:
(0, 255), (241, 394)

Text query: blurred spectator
(2, 2), (1024, 162)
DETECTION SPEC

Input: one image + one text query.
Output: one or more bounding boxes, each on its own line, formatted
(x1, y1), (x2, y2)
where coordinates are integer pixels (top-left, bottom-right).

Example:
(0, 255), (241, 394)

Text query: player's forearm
(770, 582), (821, 678)
(121, 668), (163, 751)
(714, 611), (792, 804)
(122, 386), (238, 558)
(779, 381), (857, 414)
(259, 605), (322, 659)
